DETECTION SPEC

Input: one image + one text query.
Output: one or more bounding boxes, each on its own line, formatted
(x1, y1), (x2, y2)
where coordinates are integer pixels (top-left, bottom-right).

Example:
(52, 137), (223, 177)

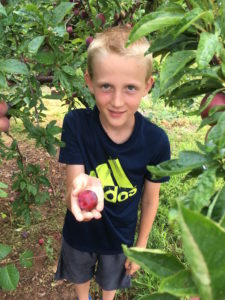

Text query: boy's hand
(125, 259), (140, 276)
(70, 173), (104, 222)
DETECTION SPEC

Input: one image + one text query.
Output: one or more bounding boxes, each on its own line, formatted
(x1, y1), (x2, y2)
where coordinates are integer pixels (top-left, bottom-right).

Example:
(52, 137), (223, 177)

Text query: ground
(0, 138), (131, 300)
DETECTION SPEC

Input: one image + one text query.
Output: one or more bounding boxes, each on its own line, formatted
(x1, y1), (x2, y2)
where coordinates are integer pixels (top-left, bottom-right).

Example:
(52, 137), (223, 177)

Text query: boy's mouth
(108, 110), (125, 117)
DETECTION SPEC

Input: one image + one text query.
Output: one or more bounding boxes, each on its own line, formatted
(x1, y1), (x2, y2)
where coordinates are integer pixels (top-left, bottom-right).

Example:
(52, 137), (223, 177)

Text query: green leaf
(147, 151), (210, 179)
(62, 65), (76, 76)
(0, 244), (11, 260)
(160, 51), (196, 91)
(27, 184), (37, 196)
(174, 8), (212, 37)
(148, 33), (190, 54)
(181, 168), (216, 212)
(138, 293), (179, 300)
(220, 214), (225, 229)
(46, 143), (57, 156)
(35, 192), (49, 205)
(0, 264), (19, 291)
(160, 269), (198, 296)
(0, 72), (7, 88)
(0, 182), (8, 189)
(28, 36), (45, 54)
(210, 187), (225, 222)
(0, 3), (7, 16)
(36, 51), (55, 65)
(178, 204), (225, 300)
(0, 190), (7, 197)
(127, 11), (184, 45)
(220, 0), (225, 38)
(207, 111), (225, 150)
(169, 79), (223, 100)
(52, 2), (74, 25)
(122, 245), (185, 278)
(52, 25), (67, 37)
(19, 250), (33, 268)
(0, 59), (28, 75)
(46, 120), (62, 135)
(196, 32), (219, 69)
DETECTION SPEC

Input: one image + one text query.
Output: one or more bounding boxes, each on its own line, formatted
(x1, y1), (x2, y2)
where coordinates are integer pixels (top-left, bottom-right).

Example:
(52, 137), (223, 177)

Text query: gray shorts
(54, 238), (131, 291)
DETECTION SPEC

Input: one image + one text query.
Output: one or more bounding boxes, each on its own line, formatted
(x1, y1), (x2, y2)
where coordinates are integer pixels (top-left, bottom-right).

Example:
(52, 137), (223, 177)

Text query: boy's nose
(111, 91), (123, 107)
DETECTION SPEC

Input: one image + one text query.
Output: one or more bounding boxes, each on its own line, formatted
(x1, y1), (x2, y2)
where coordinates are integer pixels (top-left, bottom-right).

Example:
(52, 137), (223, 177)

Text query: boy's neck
(99, 115), (135, 144)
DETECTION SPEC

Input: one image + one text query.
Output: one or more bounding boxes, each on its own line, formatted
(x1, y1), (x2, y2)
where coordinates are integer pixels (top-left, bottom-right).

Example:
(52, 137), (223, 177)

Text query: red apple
(38, 238), (44, 246)
(66, 26), (73, 33)
(0, 116), (10, 132)
(74, 9), (79, 16)
(200, 92), (225, 119)
(0, 100), (8, 117)
(96, 13), (105, 26)
(78, 190), (98, 211)
(86, 36), (94, 47)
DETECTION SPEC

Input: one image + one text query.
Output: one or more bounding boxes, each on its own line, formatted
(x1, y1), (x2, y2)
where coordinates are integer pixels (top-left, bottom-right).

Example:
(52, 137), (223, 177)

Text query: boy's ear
(84, 70), (94, 94)
(144, 76), (154, 95)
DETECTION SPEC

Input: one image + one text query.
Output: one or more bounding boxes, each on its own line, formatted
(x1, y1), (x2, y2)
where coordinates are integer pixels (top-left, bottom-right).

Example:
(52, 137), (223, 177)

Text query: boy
(55, 26), (170, 300)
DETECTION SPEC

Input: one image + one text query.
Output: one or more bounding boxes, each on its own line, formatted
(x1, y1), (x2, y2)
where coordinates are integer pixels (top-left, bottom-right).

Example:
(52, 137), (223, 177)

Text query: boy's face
(85, 53), (153, 132)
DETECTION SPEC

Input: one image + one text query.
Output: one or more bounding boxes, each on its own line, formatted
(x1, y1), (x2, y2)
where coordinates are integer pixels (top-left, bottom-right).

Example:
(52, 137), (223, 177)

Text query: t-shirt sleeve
(58, 111), (84, 164)
(146, 130), (171, 183)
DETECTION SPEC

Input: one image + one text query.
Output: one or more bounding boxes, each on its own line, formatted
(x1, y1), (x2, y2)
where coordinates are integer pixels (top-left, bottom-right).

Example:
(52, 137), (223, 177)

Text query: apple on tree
(200, 92), (225, 120)
(0, 100), (10, 132)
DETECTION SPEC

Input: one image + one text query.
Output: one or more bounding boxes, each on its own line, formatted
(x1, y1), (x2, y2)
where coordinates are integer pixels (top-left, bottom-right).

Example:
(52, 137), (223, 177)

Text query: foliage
(123, 1), (225, 299)
(0, 243), (33, 291)
(1, 0), (225, 298)
(0, 0), (153, 293)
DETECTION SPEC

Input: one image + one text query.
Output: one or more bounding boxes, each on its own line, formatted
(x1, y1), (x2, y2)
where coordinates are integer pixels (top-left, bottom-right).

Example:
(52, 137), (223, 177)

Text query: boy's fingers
(71, 197), (84, 221)
(91, 209), (102, 219)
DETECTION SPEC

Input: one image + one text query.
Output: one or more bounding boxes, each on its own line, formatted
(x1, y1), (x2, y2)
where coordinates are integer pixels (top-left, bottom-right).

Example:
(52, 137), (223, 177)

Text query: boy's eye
(101, 84), (111, 91)
(127, 85), (136, 91)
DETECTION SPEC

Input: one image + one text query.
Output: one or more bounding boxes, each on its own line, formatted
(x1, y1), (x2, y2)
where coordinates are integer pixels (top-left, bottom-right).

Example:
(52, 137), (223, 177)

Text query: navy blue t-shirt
(59, 106), (170, 254)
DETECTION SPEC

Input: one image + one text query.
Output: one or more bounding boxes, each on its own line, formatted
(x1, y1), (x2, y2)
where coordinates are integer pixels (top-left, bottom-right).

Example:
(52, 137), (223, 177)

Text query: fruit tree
(0, 0), (225, 299)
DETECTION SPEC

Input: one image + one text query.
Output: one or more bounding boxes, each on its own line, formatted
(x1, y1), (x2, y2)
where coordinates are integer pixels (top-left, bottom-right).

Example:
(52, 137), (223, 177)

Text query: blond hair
(87, 26), (153, 81)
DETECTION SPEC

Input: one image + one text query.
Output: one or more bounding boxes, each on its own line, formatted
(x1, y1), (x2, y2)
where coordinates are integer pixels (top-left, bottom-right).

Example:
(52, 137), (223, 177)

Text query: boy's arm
(135, 180), (161, 248)
(125, 180), (161, 275)
(65, 164), (104, 222)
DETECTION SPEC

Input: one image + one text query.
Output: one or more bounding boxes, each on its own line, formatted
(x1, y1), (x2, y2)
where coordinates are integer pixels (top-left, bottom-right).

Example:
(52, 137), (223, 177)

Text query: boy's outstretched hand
(70, 173), (104, 222)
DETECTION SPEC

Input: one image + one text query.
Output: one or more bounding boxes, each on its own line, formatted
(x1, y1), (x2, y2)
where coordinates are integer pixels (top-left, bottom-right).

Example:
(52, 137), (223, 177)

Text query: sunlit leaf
(52, 2), (74, 25)
(178, 204), (225, 300)
(0, 264), (19, 291)
(160, 269), (198, 296)
(160, 51), (195, 91)
(122, 246), (185, 278)
(0, 59), (28, 75)
(19, 250), (33, 268)
(127, 11), (184, 45)
(210, 187), (225, 222)
(0, 244), (11, 260)
(28, 36), (45, 54)
(196, 32), (219, 69)
(0, 3), (7, 16)
(181, 168), (216, 212)
(147, 151), (211, 179)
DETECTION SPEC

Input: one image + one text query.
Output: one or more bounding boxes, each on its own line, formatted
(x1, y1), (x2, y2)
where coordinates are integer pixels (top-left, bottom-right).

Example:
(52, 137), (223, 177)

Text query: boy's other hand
(70, 173), (104, 222)
(125, 259), (140, 276)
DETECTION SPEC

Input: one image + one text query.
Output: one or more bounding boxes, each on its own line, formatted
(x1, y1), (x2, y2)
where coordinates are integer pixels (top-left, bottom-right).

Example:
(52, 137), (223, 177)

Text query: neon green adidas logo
(89, 158), (137, 203)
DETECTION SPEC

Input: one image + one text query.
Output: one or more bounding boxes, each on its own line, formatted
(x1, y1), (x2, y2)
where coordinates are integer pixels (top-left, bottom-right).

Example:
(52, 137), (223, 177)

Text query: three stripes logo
(90, 158), (137, 203)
